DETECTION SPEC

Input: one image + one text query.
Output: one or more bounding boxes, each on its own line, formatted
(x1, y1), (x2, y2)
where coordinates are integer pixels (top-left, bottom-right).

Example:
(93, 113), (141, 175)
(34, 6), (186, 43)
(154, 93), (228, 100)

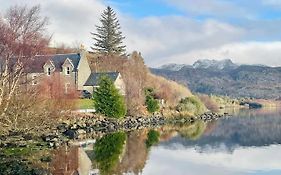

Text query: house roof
(84, 72), (120, 86)
(26, 53), (81, 73)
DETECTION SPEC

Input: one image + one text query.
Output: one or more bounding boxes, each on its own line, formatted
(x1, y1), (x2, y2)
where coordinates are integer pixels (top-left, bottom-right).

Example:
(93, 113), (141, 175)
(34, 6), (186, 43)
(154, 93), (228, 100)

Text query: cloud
(42, 0), (105, 47)
(262, 0), (281, 8)
(0, 0), (105, 47)
(122, 15), (245, 66)
(161, 41), (281, 67)
(1, 0), (281, 67)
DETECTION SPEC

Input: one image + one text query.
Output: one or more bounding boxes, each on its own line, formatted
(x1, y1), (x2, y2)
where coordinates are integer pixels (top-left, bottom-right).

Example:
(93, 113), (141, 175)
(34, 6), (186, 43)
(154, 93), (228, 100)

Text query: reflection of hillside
(202, 121), (217, 136)
(233, 108), (281, 117)
(177, 121), (206, 140)
(161, 109), (281, 152)
(222, 107), (281, 117)
(158, 122), (207, 142)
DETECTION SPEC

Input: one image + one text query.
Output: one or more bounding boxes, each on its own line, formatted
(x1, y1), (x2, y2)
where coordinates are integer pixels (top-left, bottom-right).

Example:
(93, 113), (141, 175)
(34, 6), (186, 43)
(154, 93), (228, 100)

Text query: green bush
(145, 96), (160, 113)
(145, 88), (160, 113)
(93, 75), (126, 118)
(176, 96), (206, 114)
(94, 132), (126, 174)
(146, 130), (160, 148)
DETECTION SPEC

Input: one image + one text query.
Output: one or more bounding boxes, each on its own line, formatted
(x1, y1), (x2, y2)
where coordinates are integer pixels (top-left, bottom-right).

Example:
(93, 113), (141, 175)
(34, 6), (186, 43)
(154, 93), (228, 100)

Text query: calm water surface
(52, 108), (281, 175)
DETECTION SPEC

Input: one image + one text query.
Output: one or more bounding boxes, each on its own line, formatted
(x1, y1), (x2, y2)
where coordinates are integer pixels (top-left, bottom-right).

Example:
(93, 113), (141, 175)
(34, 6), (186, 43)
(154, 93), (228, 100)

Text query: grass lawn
(76, 99), (94, 109)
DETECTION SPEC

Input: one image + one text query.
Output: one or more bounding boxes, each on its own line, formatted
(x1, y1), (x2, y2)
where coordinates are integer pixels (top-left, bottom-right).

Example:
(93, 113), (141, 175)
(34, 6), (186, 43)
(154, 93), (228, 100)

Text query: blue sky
(107, 0), (184, 18)
(1, 0), (281, 66)
(107, 0), (281, 20)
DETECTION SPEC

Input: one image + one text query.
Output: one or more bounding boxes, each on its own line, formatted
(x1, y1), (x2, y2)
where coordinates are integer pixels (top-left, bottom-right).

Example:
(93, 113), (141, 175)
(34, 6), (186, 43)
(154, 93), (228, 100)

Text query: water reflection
(50, 108), (281, 175)
(142, 145), (281, 175)
(146, 130), (160, 148)
(162, 108), (281, 153)
(115, 130), (149, 174)
(177, 121), (206, 140)
(92, 132), (127, 175)
(51, 146), (92, 175)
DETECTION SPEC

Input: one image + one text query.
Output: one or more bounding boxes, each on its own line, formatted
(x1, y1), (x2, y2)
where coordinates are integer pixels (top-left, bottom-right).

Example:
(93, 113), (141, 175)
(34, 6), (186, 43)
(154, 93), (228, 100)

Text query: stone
(70, 124), (78, 130)
(49, 142), (54, 147)
(0, 135), (7, 141)
(57, 123), (68, 132)
(77, 129), (86, 135)
(63, 129), (78, 139)
(8, 131), (24, 136)
(107, 124), (115, 131)
(190, 117), (195, 122)
(23, 134), (33, 141)
(41, 134), (57, 142)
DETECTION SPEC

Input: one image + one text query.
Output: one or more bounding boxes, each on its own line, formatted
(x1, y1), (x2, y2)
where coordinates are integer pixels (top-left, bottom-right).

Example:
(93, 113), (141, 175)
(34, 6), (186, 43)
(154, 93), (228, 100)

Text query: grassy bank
(76, 99), (95, 109)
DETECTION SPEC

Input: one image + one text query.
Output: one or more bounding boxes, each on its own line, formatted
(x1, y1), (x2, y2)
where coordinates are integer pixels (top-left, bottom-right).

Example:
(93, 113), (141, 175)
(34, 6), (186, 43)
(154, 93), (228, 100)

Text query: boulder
(63, 129), (78, 139)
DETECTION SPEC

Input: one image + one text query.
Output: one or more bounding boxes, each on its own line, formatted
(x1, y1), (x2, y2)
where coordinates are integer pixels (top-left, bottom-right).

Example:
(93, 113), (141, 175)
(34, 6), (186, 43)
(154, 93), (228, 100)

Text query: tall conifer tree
(93, 75), (126, 118)
(91, 6), (126, 56)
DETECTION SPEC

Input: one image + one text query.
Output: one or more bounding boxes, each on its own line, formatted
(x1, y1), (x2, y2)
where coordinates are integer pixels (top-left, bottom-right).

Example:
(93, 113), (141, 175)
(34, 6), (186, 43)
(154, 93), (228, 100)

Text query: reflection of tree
(91, 124), (208, 174)
(51, 146), (92, 175)
(115, 130), (149, 175)
(146, 130), (160, 148)
(177, 121), (207, 140)
(51, 146), (79, 175)
(94, 132), (126, 175)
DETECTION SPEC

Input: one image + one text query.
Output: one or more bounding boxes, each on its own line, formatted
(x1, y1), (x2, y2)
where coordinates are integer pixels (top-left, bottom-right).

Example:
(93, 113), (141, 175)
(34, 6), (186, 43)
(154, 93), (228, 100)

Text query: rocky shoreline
(0, 112), (229, 149)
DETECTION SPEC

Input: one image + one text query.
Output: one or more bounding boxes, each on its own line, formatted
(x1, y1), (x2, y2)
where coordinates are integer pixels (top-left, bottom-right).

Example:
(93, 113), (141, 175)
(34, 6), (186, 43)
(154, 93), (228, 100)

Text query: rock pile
(0, 112), (230, 148)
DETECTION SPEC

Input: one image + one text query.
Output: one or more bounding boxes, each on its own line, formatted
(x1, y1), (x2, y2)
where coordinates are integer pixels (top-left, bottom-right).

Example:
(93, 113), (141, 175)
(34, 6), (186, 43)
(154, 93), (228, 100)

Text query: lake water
(51, 108), (281, 175)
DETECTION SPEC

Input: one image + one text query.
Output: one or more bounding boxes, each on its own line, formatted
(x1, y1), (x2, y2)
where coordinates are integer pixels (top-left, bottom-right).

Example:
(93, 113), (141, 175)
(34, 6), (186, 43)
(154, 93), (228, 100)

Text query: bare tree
(0, 5), (49, 132)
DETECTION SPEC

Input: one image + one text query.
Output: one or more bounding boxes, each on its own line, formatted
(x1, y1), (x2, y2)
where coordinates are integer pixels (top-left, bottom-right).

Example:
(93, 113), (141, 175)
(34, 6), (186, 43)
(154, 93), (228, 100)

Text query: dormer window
(43, 60), (55, 76)
(62, 58), (73, 75)
(66, 67), (70, 75)
(47, 67), (51, 76)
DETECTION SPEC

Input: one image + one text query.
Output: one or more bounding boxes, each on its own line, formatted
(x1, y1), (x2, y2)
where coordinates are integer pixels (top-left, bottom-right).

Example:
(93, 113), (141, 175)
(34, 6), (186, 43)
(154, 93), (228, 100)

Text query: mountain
(151, 59), (281, 99)
(192, 59), (238, 70)
(159, 63), (187, 71)
(159, 59), (238, 71)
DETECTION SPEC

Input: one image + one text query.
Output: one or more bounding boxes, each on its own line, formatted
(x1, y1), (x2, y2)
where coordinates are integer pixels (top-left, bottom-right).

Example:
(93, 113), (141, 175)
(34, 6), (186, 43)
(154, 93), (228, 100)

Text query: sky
(1, 0), (281, 67)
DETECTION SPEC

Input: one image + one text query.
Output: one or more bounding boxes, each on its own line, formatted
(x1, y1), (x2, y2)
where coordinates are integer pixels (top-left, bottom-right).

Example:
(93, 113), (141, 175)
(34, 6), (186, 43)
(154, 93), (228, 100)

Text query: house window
(47, 67), (51, 76)
(32, 75), (37, 85)
(65, 83), (71, 94)
(66, 67), (70, 75)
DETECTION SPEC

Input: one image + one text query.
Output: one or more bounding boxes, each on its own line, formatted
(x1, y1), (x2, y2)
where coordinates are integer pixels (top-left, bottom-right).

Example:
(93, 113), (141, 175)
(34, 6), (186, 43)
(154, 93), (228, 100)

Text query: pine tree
(91, 6), (126, 56)
(93, 75), (126, 118)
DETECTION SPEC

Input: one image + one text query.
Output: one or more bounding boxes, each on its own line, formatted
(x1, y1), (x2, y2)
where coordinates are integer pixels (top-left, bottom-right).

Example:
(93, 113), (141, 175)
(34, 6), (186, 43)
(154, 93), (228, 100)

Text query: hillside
(151, 59), (281, 99)
(87, 51), (192, 115)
